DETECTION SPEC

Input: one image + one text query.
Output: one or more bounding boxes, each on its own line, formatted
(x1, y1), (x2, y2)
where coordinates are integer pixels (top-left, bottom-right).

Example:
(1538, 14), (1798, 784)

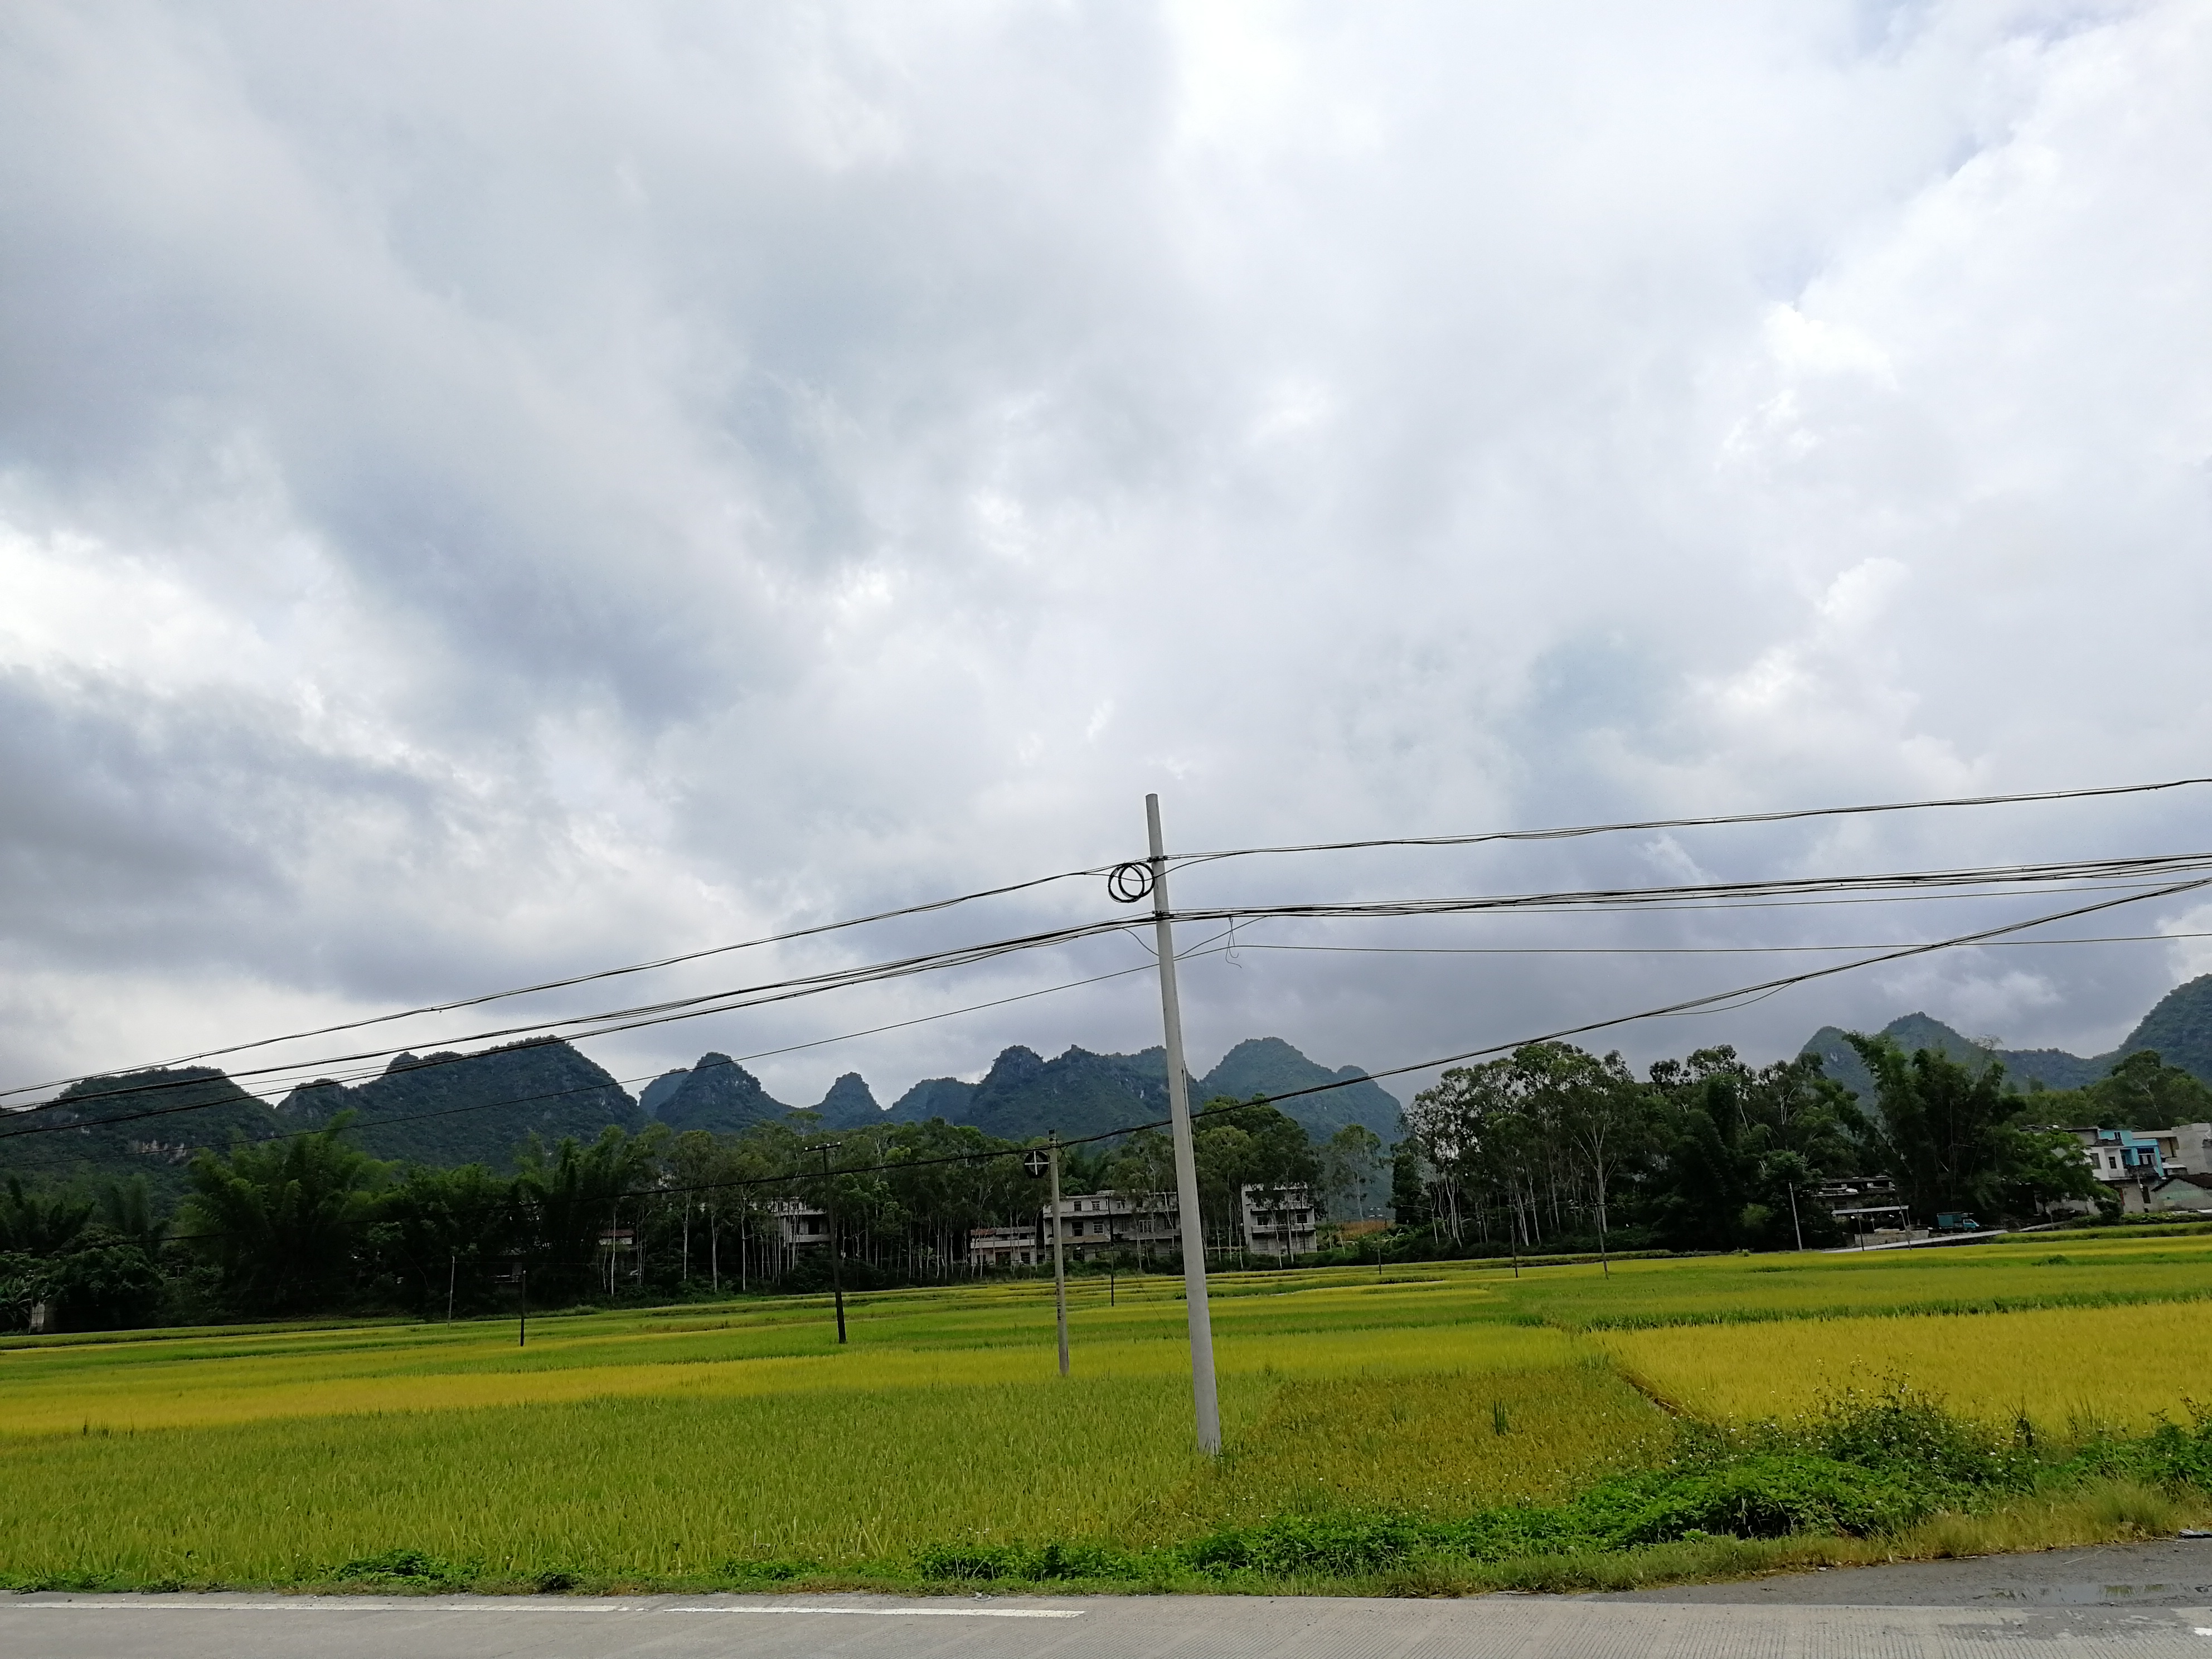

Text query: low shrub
(334, 1547), (464, 1586)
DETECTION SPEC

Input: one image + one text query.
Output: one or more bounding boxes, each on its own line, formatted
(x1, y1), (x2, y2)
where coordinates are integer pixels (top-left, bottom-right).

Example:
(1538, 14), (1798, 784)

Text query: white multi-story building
(1037, 1190), (1182, 1262)
(1239, 1184), (1320, 1259)
(768, 1199), (831, 1248)
(971, 1183), (1322, 1269)
(968, 1225), (1044, 1269)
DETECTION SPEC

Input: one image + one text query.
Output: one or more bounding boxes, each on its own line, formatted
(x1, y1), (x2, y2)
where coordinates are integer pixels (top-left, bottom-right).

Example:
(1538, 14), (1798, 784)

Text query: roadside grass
(1596, 1300), (2212, 1432)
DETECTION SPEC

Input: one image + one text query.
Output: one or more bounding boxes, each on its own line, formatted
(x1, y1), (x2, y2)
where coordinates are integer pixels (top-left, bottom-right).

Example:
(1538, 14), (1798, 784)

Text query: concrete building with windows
(1239, 1184), (1320, 1259)
(1036, 1191), (1182, 1262)
(2061, 1123), (2212, 1214)
(769, 1199), (831, 1248)
(968, 1225), (1045, 1269)
(969, 1183), (1323, 1270)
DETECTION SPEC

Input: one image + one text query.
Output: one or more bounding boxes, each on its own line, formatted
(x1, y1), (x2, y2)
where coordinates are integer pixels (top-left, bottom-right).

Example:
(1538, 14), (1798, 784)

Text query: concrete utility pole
(1049, 1132), (1069, 1376)
(1147, 793), (1221, 1454)
(814, 1143), (847, 1344)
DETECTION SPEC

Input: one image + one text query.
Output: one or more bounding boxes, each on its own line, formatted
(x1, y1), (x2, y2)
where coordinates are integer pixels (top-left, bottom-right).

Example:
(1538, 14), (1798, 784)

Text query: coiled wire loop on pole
(1107, 861), (1156, 904)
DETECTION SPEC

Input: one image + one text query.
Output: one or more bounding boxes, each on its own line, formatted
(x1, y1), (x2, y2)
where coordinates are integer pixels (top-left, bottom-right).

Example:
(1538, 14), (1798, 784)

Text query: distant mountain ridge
(1800, 974), (2212, 1102)
(654, 1036), (1403, 1144)
(23, 976), (2212, 1195)
(4, 1030), (1405, 1195)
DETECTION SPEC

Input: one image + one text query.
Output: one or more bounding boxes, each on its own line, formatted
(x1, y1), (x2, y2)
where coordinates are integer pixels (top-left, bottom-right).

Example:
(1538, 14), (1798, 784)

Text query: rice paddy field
(5, 1228), (2212, 1592)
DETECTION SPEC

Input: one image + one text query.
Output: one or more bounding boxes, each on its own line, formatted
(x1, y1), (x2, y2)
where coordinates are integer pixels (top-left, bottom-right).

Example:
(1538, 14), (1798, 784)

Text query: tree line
(1, 1095), (1346, 1329)
(6, 1027), (2151, 1331)
(1393, 1032), (2112, 1262)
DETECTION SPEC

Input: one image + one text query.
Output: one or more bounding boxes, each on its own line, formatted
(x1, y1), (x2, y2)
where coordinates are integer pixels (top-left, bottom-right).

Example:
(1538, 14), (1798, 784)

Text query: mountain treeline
(1801, 973), (2212, 1103)
(6, 1025), (2124, 1335)
(2, 1093), (1368, 1331)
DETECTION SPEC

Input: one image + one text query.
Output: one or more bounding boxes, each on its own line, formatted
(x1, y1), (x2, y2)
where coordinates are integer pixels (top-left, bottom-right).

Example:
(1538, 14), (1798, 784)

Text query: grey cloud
(1, 1), (2208, 1110)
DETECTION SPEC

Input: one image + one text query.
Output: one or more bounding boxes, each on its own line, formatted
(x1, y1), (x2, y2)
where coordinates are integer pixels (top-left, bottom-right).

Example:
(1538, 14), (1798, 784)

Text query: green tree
(373, 1163), (520, 1314)
(1405, 1055), (1549, 1253)
(2087, 1050), (2212, 1129)
(1319, 1124), (1385, 1220)
(178, 1117), (386, 1313)
(41, 1241), (166, 1330)
(95, 1176), (167, 1253)
(516, 1124), (668, 1298)
(1517, 1044), (1646, 1272)
(1841, 1036), (2097, 1223)
(1388, 1138), (1432, 1229)
(1191, 1099), (1318, 1258)
(1644, 1047), (1853, 1251)
(0, 1177), (94, 1256)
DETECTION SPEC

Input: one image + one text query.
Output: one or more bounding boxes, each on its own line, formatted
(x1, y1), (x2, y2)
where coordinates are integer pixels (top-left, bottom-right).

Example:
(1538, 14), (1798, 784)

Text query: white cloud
(1, 1), (2208, 1108)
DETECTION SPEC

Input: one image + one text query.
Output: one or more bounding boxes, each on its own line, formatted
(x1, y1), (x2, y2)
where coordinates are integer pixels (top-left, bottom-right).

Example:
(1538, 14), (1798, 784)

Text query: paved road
(9, 1546), (2212, 1659)
(1599, 1539), (2212, 1607)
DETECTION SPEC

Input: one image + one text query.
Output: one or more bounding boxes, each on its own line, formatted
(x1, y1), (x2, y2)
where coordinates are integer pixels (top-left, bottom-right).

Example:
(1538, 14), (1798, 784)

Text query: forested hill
(0, 1067), (277, 1204)
(1800, 974), (2212, 1101)
(2, 1030), (1401, 1193)
(279, 1039), (643, 1166)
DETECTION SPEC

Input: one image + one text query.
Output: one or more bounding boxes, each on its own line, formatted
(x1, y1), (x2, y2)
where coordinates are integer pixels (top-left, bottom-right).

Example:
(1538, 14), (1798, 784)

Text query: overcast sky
(3, 1), (2209, 1113)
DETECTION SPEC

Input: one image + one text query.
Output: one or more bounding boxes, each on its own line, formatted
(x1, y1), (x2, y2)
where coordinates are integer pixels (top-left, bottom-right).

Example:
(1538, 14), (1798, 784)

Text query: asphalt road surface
(9, 1544), (2212, 1659)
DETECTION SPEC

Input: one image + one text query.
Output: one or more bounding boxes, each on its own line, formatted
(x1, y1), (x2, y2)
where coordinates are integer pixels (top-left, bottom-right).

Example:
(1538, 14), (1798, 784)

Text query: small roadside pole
(814, 1144), (848, 1345)
(1050, 1134), (1069, 1375)
(1788, 1183), (1805, 1251)
(446, 1251), (456, 1324)
(500, 1258), (528, 1347)
(1024, 1142), (1070, 1375)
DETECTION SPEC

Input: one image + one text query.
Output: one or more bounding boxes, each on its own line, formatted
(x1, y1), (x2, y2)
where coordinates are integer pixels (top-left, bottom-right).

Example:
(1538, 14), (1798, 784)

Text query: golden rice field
(3, 1232), (2211, 1589)
(1599, 1299), (2212, 1434)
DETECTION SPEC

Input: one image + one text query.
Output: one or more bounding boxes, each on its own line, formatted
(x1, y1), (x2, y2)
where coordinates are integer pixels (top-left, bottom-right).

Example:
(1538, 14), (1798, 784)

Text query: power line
(1172, 776), (2212, 869)
(143, 874), (2212, 1248)
(20, 776), (2195, 1105)
(1253, 869), (2212, 1100)
(0, 937), (1238, 1148)
(0, 862), (1120, 1103)
(11, 848), (2208, 1125)
(1240, 930), (2212, 958)
(1155, 852), (2212, 928)
(0, 914), (1148, 1114)
(274, 868), (2212, 1211)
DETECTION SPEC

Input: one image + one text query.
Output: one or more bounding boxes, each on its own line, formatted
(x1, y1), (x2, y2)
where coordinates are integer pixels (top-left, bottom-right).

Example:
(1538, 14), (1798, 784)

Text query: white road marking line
(666, 1606), (1084, 1619)
(6, 1599), (1080, 1619)
(7, 1602), (626, 1613)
